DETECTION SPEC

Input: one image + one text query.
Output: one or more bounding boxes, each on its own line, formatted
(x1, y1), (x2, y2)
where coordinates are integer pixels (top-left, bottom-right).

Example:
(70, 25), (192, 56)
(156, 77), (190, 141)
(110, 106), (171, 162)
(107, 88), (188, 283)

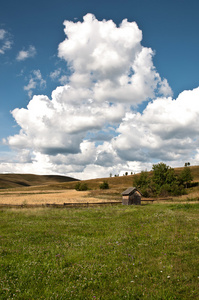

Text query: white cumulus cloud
(0, 29), (6, 40)
(16, 45), (36, 61)
(112, 87), (199, 163)
(0, 29), (12, 54)
(58, 14), (172, 103)
(2, 14), (199, 179)
(50, 68), (61, 80)
(24, 70), (46, 98)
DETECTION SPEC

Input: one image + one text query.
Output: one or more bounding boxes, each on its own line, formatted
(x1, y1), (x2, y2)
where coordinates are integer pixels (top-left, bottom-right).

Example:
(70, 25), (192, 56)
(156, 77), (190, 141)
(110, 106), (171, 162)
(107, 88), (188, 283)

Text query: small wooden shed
(121, 187), (142, 205)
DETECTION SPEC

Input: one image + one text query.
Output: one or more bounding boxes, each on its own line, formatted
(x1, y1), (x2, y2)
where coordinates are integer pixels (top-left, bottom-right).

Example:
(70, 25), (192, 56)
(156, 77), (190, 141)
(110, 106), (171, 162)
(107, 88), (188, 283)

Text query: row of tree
(133, 163), (193, 197)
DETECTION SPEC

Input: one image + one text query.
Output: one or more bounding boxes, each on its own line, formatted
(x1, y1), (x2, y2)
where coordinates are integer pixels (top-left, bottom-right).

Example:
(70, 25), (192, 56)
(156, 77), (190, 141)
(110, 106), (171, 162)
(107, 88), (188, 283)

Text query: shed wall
(122, 192), (141, 205)
(131, 191), (141, 205)
(122, 195), (129, 205)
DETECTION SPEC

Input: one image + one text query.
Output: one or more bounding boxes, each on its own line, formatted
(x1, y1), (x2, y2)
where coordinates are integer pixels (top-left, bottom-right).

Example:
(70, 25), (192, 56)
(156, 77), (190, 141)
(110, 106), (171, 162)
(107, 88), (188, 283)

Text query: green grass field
(1, 204), (199, 299)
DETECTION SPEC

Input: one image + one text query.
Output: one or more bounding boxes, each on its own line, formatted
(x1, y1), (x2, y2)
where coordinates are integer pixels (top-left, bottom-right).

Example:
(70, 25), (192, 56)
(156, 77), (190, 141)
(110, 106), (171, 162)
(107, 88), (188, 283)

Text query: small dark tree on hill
(75, 182), (81, 191)
(179, 166), (193, 188)
(99, 181), (109, 190)
(185, 162), (190, 167)
(133, 171), (151, 197)
(75, 182), (88, 191)
(152, 163), (182, 196)
(152, 163), (170, 187)
(133, 171), (149, 188)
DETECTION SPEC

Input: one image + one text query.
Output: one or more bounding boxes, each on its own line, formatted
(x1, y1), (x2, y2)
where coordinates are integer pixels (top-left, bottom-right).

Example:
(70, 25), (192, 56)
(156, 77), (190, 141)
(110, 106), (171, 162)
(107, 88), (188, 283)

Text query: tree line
(133, 162), (193, 197)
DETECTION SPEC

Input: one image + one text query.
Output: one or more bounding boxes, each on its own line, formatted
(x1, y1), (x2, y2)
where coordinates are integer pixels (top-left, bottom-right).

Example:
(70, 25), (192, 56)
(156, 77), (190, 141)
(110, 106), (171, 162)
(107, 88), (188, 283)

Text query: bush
(159, 184), (171, 197)
(75, 182), (88, 191)
(134, 163), (193, 197)
(80, 183), (88, 191)
(171, 184), (186, 196)
(140, 187), (150, 197)
(75, 182), (81, 190)
(179, 167), (193, 188)
(133, 171), (149, 189)
(99, 181), (109, 189)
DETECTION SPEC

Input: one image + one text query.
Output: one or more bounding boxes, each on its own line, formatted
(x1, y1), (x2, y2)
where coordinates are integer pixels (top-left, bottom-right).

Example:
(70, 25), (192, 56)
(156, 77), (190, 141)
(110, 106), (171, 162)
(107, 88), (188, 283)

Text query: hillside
(0, 165), (199, 194)
(54, 165), (199, 189)
(0, 174), (79, 189)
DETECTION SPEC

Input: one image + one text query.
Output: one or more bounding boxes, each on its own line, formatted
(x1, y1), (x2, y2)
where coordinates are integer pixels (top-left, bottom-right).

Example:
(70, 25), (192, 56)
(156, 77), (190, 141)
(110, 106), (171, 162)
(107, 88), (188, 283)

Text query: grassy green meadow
(1, 204), (199, 299)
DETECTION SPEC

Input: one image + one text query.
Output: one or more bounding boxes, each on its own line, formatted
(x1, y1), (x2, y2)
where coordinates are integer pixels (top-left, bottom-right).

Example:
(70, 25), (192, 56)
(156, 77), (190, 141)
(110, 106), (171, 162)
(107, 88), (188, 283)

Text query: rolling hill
(0, 165), (199, 192)
(0, 174), (79, 189)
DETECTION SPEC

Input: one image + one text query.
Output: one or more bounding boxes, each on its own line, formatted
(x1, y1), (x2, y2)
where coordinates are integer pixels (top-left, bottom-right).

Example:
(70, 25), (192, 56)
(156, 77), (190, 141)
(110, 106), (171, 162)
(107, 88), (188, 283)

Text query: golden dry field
(0, 185), (199, 206)
(0, 189), (116, 205)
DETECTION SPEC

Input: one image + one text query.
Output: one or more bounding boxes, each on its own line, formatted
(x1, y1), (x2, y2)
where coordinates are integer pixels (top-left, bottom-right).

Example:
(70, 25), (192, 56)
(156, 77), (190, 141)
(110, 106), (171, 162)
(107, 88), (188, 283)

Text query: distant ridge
(0, 174), (79, 189)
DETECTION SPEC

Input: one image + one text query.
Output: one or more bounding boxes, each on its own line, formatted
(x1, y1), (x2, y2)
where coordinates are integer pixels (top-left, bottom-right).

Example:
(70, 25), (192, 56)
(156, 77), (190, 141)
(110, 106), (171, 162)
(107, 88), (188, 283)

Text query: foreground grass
(0, 204), (199, 299)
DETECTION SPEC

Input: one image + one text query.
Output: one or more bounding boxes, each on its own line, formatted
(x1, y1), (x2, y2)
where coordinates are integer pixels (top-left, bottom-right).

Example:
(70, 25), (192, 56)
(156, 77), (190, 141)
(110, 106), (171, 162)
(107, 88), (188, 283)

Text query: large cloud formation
(2, 14), (199, 178)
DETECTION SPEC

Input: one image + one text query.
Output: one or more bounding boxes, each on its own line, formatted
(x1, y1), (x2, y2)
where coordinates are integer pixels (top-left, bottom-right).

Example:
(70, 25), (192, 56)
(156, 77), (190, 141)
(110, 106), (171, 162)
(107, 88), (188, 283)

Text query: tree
(99, 181), (109, 189)
(75, 182), (81, 191)
(75, 182), (88, 191)
(133, 163), (190, 197)
(152, 162), (170, 187)
(133, 171), (151, 197)
(165, 168), (177, 185)
(151, 163), (182, 196)
(179, 167), (193, 188)
(133, 171), (149, 188)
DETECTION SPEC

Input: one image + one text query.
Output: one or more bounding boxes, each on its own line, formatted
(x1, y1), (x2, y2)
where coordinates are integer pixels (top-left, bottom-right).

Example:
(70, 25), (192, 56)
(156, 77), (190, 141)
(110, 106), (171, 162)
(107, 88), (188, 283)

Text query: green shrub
(79, 183), (88, 191)
(134, 163), (193, 197)
(140, 186), (150, 197)
(171, 183), (186, 196)
(179, 166), (193, 188)
(99, 181), (109, 189)
(75, 182), (81, 190)
(133, 170), (149, 188)
(159, 183), (171, 197)
(75, 182), (88, 191)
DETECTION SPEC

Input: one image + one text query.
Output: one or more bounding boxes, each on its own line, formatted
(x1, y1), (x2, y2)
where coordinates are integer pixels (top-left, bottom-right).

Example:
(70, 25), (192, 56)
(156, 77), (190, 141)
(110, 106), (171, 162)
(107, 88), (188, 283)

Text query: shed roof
(121, 187), (137, 196)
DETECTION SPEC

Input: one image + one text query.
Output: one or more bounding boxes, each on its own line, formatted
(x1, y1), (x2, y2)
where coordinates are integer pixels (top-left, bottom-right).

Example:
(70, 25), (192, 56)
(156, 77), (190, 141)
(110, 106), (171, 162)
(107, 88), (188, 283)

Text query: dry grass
(0, 189), (119, 205)
(1, 187), (198, 206)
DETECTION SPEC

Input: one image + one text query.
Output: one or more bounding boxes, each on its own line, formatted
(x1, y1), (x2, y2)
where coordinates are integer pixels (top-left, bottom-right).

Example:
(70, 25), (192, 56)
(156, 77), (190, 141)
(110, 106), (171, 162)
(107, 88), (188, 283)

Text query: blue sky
(0, 0), (199, 179)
